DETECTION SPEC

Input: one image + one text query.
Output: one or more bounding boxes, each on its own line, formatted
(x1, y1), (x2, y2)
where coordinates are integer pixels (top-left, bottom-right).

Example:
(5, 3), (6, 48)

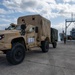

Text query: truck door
(26, 25), (37, 47)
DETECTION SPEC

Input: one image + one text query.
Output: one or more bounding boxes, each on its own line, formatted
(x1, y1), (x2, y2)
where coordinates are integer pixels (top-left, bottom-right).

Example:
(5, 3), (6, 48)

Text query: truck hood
(0, 30), (20, 35)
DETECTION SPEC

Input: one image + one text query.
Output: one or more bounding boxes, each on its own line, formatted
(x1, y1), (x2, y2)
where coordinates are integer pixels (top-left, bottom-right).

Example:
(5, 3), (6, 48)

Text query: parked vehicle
(0, 14), (58, 65)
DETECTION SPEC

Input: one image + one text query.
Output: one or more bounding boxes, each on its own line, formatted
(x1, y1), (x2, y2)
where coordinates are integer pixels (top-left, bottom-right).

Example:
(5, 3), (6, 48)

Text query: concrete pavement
(0, 42), (75, 75)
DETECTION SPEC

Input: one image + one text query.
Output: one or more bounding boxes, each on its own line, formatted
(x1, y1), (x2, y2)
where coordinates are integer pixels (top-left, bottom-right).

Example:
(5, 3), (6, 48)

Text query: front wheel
(6, 43), (26, 65)
(41, 41), (49, 53)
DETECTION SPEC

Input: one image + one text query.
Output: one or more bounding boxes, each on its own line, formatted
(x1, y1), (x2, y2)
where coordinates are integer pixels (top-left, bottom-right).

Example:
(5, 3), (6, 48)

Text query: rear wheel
(41, 41), (49, 53)
(6, 43), (26, 65)
(52, 42), (57, 48)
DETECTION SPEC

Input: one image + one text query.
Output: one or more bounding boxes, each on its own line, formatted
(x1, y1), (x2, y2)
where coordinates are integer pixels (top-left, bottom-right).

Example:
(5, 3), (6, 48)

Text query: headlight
(0, 34), (4, 40)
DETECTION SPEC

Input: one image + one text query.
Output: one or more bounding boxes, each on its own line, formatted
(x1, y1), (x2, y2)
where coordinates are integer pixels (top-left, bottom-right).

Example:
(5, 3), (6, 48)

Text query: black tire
(6, 43), (26, 65)
(52, 42), (57, 48)
(41, 41), (49, 53)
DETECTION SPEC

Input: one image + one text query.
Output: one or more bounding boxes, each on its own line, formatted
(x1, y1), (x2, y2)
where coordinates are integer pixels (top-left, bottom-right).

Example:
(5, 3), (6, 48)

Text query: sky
(0, 0), (75, 38)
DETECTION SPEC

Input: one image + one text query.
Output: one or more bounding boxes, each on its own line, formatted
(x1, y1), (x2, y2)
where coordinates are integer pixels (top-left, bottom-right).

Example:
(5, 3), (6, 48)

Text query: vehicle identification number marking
(28, 38), (34, 43)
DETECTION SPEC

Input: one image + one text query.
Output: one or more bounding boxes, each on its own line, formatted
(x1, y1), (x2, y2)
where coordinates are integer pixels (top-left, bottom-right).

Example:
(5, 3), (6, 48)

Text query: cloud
(0, 8), (16, 14)
(0, 0), (75, 34)
(2, 0), (56, 18)
(0, 8), (7, 14)
(0, 24), (9, 30)
(1, 0), (75, 19)
(0, 17), (17, 30)
(63, 0), (75, 2)
(52, 22), (65, 33)
(0, 17), (17, 23)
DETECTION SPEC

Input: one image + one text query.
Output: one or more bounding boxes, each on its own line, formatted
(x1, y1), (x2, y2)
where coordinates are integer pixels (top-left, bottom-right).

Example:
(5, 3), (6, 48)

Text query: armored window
(16, 25), (21, 30)
(22, 19), (25, 23)
(32, 17), (35, 20)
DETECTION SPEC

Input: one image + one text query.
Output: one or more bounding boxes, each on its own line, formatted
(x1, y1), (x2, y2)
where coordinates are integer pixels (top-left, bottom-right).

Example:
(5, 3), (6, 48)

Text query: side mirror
(35, 27), (38, 33)
(21, 24), (26, 30)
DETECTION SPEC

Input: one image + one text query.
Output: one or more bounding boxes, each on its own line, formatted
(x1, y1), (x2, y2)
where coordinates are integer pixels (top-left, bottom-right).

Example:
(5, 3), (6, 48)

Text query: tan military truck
(0, 14), (58, 65)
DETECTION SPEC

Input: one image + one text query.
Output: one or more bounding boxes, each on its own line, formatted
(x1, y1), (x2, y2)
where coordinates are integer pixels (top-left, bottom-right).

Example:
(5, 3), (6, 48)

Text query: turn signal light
(0, 34), (4, 40)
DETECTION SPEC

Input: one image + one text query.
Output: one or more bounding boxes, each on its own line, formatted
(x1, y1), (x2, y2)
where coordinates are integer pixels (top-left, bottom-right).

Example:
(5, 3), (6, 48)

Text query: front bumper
(0, 43), (11, 50)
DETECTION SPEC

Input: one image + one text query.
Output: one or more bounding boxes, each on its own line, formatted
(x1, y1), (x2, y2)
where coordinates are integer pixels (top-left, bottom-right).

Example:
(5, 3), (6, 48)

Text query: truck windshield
(5, 25), (16, 30)
(15, 25), (21, 30)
